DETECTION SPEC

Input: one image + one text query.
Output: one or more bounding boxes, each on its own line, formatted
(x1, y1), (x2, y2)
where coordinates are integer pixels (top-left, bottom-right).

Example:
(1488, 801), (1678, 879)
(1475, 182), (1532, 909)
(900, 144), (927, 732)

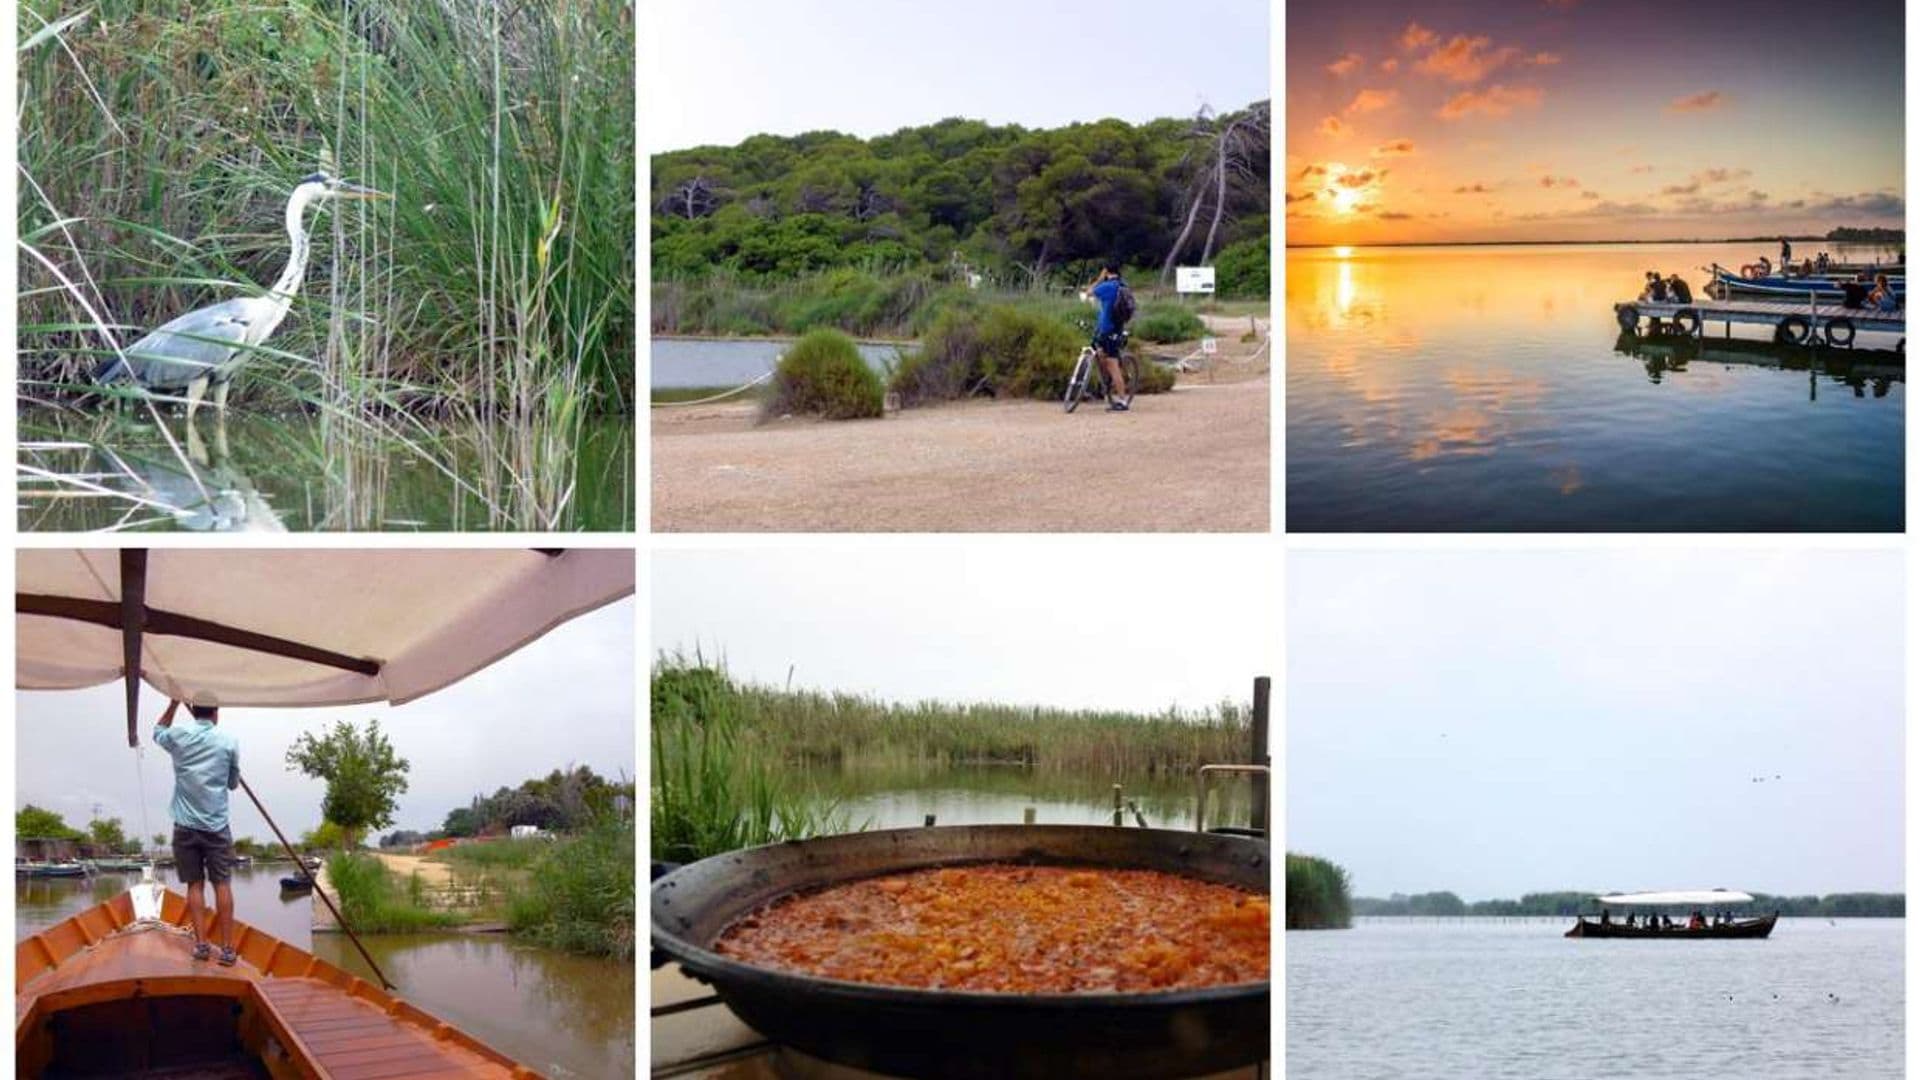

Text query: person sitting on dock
(1868, 273), (1900, 313)
(154, 699), (242, 967)
(1665, 274), (1693, 304)
(1640, 272), (1669, 302)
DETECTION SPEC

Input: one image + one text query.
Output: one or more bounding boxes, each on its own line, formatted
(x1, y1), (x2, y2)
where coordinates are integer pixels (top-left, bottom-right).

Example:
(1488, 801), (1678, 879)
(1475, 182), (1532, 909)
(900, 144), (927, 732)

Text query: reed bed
(1286, 853), (1353, 930)
(504, 816), (636, 960)
(18, 0), (634, 529)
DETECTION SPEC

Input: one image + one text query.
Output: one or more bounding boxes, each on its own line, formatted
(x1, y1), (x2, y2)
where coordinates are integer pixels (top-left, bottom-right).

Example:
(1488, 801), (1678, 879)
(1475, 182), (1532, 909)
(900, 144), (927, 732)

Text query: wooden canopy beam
(17, 588), (383, 736)
(119, 550), (147, 748)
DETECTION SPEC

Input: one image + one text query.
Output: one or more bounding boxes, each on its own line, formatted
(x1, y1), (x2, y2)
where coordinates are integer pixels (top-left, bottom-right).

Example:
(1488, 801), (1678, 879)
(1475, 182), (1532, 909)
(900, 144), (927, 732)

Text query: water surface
(1286, 243), (1904, 530)
(1288, 918), (1902, 1078)
(652, 336), (907, 390)
(778, 763), (1258, 832)
(18, 866), (634, 1078)
(18, 410), (634, 532)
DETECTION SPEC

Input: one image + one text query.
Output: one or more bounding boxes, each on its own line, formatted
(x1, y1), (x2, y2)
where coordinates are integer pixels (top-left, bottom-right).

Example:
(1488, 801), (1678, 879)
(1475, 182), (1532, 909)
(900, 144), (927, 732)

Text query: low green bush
(763, 329), (885, 420)
(326, 853), (461, 932)
(1131, 305), (1208, 343)
(1214, 238), (1270, 300)
(891, 305), (1080, 405)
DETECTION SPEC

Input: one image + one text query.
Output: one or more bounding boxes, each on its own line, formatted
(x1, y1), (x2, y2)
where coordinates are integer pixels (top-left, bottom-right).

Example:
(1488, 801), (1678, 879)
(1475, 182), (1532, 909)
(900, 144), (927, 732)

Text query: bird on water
(94, 172), (390, 420)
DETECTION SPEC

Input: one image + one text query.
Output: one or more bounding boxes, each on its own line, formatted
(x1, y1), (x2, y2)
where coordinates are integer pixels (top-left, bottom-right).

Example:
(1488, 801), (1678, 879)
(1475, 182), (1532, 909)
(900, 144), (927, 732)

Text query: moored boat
(15, 862), (86, 879)
(1709, 264), (1905, 302)
(17, 876), (541, 1078)
(1565, 889), (1777, 939)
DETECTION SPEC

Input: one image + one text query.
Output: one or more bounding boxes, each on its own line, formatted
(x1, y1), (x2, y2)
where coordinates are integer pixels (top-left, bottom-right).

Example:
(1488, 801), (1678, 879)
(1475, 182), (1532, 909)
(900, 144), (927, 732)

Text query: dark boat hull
(1566, 914), (1776, 939)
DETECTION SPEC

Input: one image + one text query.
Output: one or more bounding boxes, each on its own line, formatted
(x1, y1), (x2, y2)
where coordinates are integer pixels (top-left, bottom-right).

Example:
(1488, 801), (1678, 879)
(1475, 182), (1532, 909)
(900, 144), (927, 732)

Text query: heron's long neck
(269, 193), (313, 303)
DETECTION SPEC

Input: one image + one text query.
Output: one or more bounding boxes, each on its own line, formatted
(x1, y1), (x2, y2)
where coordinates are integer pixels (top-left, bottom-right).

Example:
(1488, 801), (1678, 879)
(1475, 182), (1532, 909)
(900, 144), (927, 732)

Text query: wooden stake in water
(1112, 785), (1123, 827)
(1023, 807), (1036, 825)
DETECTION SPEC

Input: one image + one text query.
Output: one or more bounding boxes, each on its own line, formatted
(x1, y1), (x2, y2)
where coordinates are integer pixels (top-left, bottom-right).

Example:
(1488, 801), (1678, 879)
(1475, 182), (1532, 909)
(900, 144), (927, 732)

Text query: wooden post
(1022, 807), (1035, 825)
(923, 814), (936, 828)
(1111, 786), (1122, 827)
(1251, 676), (1271, 833)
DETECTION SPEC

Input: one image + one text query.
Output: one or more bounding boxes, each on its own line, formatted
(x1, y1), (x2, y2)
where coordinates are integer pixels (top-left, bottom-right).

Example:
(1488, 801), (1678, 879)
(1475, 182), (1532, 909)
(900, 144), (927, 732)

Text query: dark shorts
(1094, 331), (1126, 359)
(173, 824), (235, 885)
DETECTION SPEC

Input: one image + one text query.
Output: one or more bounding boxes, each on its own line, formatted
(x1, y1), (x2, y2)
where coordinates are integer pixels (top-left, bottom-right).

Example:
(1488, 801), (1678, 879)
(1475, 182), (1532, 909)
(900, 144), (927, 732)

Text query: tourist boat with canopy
(1564, 889), (1776, 939)
(1708, 264), (1905, 302)
(15, 548), (634, 1078)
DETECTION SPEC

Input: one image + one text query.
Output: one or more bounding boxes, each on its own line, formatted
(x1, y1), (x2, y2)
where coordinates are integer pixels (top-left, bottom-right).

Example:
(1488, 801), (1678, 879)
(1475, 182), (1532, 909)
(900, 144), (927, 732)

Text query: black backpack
(1111, 283), (1136, 328)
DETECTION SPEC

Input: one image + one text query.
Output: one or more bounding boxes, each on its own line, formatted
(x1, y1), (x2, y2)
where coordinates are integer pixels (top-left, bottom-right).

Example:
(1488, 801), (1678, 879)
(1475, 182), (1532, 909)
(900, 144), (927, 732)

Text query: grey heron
(94, 172), (390, 419)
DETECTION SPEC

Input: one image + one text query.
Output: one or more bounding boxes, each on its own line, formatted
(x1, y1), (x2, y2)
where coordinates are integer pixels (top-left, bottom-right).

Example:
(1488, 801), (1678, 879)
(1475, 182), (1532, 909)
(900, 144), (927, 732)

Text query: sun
(1331, 187), (1362, 215)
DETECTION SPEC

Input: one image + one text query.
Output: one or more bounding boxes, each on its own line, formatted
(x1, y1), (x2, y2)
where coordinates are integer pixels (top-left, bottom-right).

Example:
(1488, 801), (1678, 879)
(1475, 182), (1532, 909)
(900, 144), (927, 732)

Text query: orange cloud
(1437, 84), (1544, 120)
(1417, 35), (1520, 83)
(1327, 52), (1364, 76)
(1380, 58), (1400, 72)
(1346, 88), (1398, 114)
(1372, 139), (1417, 157)
(1539, 175), (1580, 188)
(1628, 164), (1654, 173)
(1527, 51), (1562, 65)
(1319, 115), (1349, 137)
(1668, 90), (1724, 112)
(1400, 22), (1436, 50)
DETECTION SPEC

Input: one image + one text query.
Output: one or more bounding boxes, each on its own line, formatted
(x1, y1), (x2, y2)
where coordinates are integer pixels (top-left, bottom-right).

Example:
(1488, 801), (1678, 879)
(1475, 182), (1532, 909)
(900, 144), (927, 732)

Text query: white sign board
(1201, 337), (1218, 356)
(1175, 266), (1217, 295)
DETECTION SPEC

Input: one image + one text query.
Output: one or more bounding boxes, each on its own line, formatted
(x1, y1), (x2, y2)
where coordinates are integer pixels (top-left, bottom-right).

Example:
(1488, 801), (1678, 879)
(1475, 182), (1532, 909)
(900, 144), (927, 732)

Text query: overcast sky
(16, 599), (635, 844)
(1288, 549), (1903, 899)
(653, 543), (1274, 715)
(646, 0), (1270, 150)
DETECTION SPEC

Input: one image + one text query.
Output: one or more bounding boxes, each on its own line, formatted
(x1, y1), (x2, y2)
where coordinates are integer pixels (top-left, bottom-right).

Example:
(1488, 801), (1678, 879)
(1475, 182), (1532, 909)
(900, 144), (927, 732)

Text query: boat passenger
(1688, 910), (1705, 930)
(1816, 252), (1831, 273)
(1599, 909), (1612, 925)
(1868, 273), (1899, 313)
(1756, 256), (1772, 277)
(1780, 237), (1792, 270)
(1666, 275), (1693, 304)
(153, 699), (242, 967)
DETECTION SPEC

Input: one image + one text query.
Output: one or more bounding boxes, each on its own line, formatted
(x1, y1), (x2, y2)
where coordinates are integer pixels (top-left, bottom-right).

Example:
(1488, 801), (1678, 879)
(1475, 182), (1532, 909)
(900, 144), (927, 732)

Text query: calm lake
(1288, 918), (1903, 1079)
(17, 410), (634, 532)
(652, 336), (907, 390)
(780, 763), (1258, 832)
(1286, 243), (1905, 531)
(18, 867), (635, 1079)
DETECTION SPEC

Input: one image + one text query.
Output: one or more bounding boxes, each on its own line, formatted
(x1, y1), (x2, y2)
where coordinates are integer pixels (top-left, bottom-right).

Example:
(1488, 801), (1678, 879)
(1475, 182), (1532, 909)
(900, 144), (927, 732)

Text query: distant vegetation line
(1286, 853), (1352, 930)
(652, 102), (1270, 293)
(1355, 891), (1905, 918)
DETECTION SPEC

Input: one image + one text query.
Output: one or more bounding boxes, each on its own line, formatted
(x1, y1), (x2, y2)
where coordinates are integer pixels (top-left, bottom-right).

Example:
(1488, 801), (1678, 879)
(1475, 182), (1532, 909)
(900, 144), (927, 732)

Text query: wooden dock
(1616, 298), (1905, 348)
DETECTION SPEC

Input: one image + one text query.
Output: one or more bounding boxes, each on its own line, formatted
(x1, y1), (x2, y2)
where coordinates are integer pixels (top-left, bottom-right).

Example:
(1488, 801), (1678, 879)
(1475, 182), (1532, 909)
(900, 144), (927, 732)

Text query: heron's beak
(336, 182), (392, 201)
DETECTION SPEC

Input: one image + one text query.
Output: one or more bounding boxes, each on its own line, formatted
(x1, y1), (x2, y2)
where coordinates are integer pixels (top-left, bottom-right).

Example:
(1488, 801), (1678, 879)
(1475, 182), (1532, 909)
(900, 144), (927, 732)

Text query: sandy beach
(651, 317), (1270, 532)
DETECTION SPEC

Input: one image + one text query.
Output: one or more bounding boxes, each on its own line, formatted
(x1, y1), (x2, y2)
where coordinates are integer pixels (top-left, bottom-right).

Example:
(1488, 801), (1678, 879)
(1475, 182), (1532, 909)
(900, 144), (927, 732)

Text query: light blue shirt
(154, 718), (240, 833)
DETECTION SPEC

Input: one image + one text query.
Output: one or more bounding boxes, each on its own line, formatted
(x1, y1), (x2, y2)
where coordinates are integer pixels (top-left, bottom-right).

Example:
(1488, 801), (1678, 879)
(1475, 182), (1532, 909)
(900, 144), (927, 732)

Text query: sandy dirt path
(373, 851), (453, 887)
(653, 331), (1270, 532)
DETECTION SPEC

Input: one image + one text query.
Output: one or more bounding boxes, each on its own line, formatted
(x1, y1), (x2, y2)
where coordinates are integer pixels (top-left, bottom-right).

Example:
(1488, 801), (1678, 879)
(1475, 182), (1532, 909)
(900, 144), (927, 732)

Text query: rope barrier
(650, 370), (774, 408)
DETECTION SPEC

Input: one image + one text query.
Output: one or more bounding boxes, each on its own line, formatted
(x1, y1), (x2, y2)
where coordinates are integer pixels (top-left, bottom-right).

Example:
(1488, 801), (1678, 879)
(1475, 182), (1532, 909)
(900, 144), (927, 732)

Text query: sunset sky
(1287, 0), (1904, 244)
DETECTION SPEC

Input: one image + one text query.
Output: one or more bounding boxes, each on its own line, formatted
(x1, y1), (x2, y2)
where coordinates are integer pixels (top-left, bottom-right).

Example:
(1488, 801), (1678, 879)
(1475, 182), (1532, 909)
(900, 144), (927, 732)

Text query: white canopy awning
(1596, 890), (1755, 907)
(17, 549), (633, 741)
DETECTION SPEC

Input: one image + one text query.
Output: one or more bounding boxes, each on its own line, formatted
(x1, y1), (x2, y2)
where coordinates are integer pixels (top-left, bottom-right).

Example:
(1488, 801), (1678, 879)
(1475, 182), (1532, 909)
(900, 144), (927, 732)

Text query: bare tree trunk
(1161, 185), (1208, 285)
(1200, 119), (1239, 264)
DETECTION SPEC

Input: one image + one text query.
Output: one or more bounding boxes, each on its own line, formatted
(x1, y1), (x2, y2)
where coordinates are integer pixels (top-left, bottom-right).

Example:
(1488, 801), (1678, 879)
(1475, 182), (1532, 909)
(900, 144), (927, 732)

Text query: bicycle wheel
(1064, 349), (1093, 413)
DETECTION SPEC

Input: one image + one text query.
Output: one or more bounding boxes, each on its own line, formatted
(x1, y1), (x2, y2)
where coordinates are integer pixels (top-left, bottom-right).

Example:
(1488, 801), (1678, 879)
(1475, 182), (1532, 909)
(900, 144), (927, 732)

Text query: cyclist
(1088, 263), (1133, 412)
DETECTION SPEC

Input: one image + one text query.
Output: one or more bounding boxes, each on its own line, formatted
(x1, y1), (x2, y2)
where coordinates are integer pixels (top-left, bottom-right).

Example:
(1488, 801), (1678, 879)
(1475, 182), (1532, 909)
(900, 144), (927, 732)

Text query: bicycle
(1064, 330), (1141, 414)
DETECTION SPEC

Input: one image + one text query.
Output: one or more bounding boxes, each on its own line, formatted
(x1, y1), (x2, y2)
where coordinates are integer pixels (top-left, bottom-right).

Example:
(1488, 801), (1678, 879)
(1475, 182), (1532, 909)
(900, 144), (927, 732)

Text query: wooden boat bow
(18, 886), (542, 1079)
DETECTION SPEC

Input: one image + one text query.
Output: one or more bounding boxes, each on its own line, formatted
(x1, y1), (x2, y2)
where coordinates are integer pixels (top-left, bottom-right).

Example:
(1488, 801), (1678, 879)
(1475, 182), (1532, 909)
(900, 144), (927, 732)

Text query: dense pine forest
(651, 100), (1270, 295)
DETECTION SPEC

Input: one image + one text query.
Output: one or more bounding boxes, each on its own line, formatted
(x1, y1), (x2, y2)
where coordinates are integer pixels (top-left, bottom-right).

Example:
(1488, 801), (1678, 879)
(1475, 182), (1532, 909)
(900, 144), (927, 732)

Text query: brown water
(17, 866), (634, 1079)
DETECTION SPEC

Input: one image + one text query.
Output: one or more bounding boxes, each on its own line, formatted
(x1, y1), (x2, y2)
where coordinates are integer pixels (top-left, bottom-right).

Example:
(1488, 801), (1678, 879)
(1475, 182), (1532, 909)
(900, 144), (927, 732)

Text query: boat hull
(1565, 914), (1776, 939)
(17, 886), (538, 1078)
(1712, 270), (1905, 302)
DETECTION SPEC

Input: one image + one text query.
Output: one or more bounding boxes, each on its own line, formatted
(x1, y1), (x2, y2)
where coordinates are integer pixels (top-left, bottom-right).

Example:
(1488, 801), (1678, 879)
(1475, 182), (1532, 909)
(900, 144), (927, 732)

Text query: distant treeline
(1356, 891), (1905, 918)
(1287, 853), (1353, 930)
(1826, 227), (1904, 243)
(652, 102), (1269, 293)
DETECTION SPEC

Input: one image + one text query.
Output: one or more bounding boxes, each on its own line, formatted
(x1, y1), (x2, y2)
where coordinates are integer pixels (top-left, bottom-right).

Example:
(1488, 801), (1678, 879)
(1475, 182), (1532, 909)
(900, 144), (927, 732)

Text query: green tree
(299, 821), (349, 852)
(286, 721), (410, 849)
(86, 817), (129, 853)
(17, 804), (81, 840)
(151, 833), (167, 851)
